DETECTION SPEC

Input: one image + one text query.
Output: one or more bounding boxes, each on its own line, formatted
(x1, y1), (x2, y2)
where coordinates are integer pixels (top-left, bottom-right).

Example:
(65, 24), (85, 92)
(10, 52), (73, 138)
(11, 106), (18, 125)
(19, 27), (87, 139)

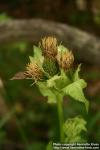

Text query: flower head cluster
(40, 36), (74, 73)
(11, 36), (74, 82)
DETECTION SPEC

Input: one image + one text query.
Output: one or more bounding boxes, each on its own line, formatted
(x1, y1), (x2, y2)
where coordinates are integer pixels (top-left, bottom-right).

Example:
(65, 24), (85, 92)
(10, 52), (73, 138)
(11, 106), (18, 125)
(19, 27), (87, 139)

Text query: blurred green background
(0, 0), (100, 150)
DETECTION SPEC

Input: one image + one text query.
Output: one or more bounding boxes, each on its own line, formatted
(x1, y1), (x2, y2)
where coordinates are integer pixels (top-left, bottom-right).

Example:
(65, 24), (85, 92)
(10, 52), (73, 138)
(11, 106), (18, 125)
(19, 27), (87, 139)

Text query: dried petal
(10, 72), (26, 80)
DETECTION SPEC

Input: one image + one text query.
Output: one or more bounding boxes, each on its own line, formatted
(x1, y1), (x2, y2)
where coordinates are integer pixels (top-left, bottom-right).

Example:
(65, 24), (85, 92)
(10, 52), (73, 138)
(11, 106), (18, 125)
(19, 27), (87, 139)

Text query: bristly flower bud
(25, 63), (43, 81)
(57, 47), (74, 71)
(40, 36), (58, 59)
(43, 58), (59, 76)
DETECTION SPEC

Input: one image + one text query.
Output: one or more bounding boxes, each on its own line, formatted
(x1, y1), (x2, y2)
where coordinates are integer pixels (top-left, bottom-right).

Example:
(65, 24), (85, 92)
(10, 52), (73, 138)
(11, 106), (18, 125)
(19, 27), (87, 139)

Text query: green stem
(56, 94), (65, 142)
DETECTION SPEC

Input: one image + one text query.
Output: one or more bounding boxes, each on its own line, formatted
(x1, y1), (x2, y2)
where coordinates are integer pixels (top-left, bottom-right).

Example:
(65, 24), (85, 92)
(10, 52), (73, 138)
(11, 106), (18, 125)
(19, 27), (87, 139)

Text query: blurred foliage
(0, 41), (99, 150)
(0, 13), (11, 21)
(1, 0), (100, 34)
(0, 42), (59, 149)
(63, 116), (87, 143)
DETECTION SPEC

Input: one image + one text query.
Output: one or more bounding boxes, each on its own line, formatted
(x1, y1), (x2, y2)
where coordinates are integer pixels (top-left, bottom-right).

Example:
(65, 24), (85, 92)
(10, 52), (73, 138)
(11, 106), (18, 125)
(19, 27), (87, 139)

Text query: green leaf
(29, 46), (44, 68)
(62, 79), (89, 112)
(46, 141), (53, 150)
(29, 56), (34, 63)
(73, 64), (81, 81)
(47, 71), (71, 90)
(37, 82), (56, 103)
(33, 46), (43, 62)
(47, 75), (59, 88)
(55, 71), (71, 89)
(63, 116), (87, 143)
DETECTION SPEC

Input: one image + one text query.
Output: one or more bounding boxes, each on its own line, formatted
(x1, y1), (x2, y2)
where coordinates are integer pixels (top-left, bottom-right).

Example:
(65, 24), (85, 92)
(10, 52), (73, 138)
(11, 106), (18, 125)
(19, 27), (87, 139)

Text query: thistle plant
(11, 37), (89, 149)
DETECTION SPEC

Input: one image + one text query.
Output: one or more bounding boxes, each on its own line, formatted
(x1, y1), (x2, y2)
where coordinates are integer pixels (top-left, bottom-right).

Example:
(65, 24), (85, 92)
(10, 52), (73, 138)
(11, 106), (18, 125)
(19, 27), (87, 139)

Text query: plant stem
(56, 94), (65, 142)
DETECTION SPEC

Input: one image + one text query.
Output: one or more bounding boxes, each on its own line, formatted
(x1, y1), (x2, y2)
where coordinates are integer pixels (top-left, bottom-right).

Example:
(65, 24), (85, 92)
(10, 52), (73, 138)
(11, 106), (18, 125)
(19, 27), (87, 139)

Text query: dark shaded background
(1, 0), (100, 34)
